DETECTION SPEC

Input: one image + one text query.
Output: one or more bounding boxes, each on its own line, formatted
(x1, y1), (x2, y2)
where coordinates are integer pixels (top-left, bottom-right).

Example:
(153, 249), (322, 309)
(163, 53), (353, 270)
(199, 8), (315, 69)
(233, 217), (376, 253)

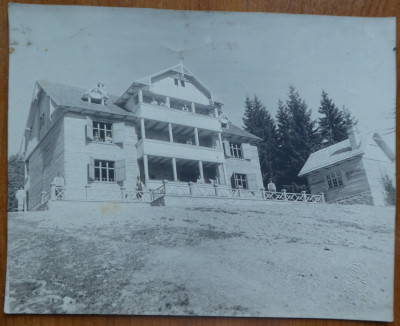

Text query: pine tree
(8, 154), (25, 211)
(243, 95), (278, 185)
(341, 105), (358, 127)
(275, 87), (319, 190)
(318, 91), (348, 146)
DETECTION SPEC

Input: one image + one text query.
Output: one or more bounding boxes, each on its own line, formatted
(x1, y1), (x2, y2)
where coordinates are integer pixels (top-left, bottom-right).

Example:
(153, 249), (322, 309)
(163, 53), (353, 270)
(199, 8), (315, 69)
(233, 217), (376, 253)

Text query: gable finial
(178, 58), (184, 76)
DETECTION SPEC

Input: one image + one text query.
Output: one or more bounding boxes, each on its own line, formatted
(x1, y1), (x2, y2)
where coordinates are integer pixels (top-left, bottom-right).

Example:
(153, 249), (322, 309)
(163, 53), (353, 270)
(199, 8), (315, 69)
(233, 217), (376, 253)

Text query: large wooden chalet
(23, 63), (266, 210)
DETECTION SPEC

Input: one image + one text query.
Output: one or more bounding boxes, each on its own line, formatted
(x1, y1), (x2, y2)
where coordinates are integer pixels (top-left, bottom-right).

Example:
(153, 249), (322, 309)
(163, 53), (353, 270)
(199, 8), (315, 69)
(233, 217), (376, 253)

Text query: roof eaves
(298, 150), (364, 177)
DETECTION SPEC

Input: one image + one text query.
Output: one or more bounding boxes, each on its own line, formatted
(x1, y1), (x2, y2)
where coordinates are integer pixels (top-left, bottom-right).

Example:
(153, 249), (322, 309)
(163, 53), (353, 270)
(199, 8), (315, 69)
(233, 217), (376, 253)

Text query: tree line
(243, 86), (357, 192)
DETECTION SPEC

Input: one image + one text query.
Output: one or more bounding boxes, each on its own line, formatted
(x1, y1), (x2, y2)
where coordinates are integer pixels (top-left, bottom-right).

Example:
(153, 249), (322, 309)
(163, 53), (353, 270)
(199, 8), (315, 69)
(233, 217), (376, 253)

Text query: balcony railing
(136, 138), (225, 163)
(136, 102), (222, 131)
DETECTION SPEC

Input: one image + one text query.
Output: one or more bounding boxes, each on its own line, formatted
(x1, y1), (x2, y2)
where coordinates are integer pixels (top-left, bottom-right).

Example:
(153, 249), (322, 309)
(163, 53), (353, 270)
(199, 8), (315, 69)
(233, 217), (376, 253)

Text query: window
(93, 121), (112, 143)
(229, 143), (243, 159)
(94, 160), (115, 182)
(174, 78), (179, 86)
(180, 80), (185, 87)
(326, 171), (344, 189)
(233, 173), (248, 189)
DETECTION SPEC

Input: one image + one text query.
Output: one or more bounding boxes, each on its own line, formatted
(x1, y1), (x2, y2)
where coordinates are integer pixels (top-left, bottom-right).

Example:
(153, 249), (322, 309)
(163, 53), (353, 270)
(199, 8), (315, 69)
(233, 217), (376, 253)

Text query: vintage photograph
(5, 4), (396, 321)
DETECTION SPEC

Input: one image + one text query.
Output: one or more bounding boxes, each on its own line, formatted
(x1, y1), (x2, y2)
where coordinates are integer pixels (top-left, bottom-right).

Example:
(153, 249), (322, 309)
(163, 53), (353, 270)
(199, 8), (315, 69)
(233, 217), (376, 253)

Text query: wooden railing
(40, 183), (152, 206)
(38, 182), (324, 208)
(150, 181), (325, 204)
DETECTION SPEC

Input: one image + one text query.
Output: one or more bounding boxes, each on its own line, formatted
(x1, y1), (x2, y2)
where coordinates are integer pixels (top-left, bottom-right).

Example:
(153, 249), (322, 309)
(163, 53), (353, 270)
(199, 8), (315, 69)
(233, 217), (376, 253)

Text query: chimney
(347, 124), (361, 149)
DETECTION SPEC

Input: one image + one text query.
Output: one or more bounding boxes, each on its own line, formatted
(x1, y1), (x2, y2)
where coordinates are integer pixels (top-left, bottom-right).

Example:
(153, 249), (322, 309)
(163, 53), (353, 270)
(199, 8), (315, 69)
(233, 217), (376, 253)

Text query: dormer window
(82, 82), (109, 105)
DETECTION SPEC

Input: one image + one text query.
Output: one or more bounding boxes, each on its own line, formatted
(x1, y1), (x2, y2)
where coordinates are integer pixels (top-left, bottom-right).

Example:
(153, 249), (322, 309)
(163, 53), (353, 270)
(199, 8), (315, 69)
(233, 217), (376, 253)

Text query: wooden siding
(25, 90), (64, 158)
(307, 156), (372, 204)
(150, 76), (210, 105)
(26, 116), (65, 210)
(63, 113), (141, 200)
(224, 144), (263, 190)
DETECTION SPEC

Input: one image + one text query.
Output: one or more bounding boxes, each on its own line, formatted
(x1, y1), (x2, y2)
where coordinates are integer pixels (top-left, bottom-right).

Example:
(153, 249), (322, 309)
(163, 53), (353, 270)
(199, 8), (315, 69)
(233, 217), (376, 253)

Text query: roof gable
(116, 63), (223, 107)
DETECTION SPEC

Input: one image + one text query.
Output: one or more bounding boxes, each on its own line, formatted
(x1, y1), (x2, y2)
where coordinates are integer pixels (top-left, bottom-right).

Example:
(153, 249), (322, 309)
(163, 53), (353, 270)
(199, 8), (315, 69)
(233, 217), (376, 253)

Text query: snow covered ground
(4, 202), (396, 321)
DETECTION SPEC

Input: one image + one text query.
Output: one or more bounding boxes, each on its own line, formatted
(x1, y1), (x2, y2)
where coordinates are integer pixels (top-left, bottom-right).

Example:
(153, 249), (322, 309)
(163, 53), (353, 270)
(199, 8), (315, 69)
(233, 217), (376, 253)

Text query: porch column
(198, 160), (204, 182)
(172, 158), (178, 181)
(218, 132), (223, 150)
(191, 102), (196, 113)
(168, 123), (174, 143)
(143, 154), (149, 181)
(214, 107), (219, 118)
(222, 163), (228, 185)
(138, 90), (143, 103)
(194, 127), (199, 146)
(140, 118), (146, 139)
(166, 96), (170, 108)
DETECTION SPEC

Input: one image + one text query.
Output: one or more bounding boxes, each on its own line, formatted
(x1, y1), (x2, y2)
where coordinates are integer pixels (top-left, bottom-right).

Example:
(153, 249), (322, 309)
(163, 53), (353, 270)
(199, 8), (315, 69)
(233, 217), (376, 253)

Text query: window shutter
(247, 173), (257, 190)
(86, 116), (93, 140)
(223, 140), (231, 157)
(340, 170), (347, 185)
(242, 143), (252, 160)
(230, 173), (236, 188)
(115, 159), (126, 182)
(88, 157), (95, 181)
(112, 122), (125, 144)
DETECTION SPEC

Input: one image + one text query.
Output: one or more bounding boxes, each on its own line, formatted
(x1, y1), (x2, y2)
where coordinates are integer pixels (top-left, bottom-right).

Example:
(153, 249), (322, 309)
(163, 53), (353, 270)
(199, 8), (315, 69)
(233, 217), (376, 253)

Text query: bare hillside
(4, 203), (395, 321)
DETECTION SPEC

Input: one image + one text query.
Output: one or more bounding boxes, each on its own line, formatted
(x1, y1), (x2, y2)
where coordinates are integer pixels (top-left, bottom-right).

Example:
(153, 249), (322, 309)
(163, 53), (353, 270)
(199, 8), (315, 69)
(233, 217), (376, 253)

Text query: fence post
(238, 186), (242, 197)
(282, 189), (287, 201)
(50, 183), (56, 200)
(163, 180), (168, 195)
(121, 186), (126, 201)
(301, 190), (307, 202)
(188, 182), (193, 196)
(261, 187), (265, 199)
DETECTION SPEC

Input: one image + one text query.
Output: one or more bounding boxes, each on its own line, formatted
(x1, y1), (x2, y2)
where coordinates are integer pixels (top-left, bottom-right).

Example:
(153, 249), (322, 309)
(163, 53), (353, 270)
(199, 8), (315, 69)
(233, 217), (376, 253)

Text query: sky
(8, 4), (396, 156)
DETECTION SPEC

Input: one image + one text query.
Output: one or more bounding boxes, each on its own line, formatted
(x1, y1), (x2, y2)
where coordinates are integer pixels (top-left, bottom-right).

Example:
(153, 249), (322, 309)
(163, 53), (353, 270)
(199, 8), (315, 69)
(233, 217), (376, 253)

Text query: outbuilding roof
(298, 131), (395, 177)
(298, 139), (364, 177)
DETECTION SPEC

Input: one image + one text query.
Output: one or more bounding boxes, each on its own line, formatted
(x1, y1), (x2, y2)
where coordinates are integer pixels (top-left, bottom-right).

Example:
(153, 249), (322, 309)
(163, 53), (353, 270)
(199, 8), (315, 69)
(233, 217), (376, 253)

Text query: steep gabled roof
(36, 80), (133, 117)
(116, 62), (222, 106)
(298, 132), (395, 177)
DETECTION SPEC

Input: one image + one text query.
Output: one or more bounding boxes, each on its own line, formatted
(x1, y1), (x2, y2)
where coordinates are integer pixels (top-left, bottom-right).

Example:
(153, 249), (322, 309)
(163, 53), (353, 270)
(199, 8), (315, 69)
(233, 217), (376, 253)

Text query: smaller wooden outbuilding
(298, 126), (395, 206)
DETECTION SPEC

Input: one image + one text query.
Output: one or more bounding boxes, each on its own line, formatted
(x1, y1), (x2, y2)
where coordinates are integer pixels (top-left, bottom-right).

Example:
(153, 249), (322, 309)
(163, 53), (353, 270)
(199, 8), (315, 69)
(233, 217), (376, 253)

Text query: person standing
(136, 176), (145, 200)
(267, 179), (277, 192)
(15, 186), (26, 212)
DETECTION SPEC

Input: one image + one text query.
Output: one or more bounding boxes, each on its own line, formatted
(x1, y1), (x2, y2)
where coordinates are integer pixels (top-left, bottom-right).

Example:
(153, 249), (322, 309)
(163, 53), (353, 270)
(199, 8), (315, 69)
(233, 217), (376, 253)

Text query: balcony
(134, 102), (222, 132)
(136, 138), (225, 163)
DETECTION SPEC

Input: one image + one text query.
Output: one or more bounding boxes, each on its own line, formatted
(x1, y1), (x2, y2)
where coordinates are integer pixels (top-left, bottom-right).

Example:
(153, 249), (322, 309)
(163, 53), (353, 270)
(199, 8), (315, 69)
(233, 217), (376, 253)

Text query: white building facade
(23, 63), (265, 210)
